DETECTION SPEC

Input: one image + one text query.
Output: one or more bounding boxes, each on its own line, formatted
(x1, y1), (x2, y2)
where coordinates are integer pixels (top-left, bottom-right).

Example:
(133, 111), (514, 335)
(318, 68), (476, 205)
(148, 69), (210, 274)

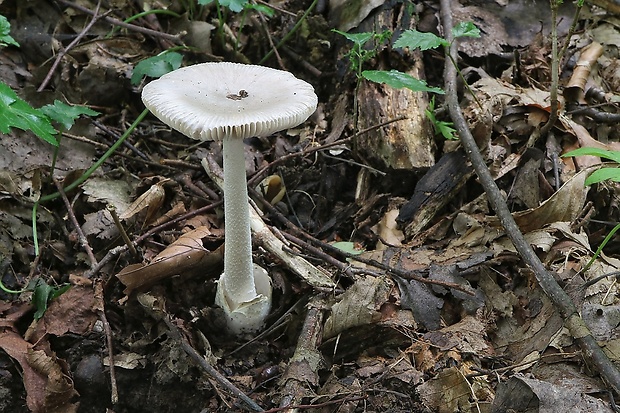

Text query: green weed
(334, 22), (480, 137)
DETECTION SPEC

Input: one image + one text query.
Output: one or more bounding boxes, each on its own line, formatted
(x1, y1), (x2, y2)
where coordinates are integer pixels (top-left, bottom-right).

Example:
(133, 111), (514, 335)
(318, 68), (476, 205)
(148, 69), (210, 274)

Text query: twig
(537, 0), (561, 140)
(98, 309), (119, 404)
(258, 0), (318, 64)
(107, 205), (138, 257)
(56, 0), (184, 44)
(83, 245), (127, 279)
(93, 120), (151, 161)
(279, 230), (355, 277)
(439, 0), (620, 394)
(52, 177), (98, 267)
(159, 314), (265, 412)
(39, 1), (105, 91)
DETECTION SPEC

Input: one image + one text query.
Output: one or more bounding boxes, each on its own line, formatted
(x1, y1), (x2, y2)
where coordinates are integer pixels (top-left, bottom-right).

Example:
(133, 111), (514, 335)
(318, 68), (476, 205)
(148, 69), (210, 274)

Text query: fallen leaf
(116, 226), (223, 294)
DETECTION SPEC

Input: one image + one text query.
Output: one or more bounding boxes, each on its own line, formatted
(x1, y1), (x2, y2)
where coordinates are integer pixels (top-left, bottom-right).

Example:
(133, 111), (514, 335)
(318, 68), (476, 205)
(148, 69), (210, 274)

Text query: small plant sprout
(141, 62), (317, 334)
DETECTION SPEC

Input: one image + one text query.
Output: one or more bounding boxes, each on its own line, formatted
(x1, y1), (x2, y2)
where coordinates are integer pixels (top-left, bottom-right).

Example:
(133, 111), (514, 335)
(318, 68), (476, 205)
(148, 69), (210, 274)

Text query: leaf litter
(3, 0), (620, 412)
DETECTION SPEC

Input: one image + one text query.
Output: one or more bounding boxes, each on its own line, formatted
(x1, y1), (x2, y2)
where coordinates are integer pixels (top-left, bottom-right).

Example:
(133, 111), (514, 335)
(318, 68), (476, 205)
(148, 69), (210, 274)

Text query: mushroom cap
(141, 62), (318, 141)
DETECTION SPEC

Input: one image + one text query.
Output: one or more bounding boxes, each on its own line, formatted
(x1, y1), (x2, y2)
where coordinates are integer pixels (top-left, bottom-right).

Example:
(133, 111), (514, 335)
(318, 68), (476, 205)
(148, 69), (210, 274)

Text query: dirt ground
(3, 0), (620, 412)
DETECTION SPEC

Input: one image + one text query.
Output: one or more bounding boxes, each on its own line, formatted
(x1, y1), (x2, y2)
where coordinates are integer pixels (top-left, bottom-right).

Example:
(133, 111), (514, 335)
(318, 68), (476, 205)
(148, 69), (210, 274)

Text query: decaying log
(354, 3), (436, 170)
(396, 150), (473, 237)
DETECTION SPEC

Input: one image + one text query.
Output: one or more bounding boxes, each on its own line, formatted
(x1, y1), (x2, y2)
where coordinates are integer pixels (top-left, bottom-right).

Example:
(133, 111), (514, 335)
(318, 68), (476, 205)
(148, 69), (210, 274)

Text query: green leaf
(219, 0), (249, 12)
(332, 29), (374, 46)
(31, 279), (70, 320)
(427, 111), (457, 140)
(245, 2), (275, 16)
(393, 29), (448, 51)
(362, 70), (444, 94)
(331, 241), (364, 255)
(0, 15), (19, 47)
(562, 147), (620, 163)
(40, 100), (99, 130)
(131, 52), (183, 85)
(0, 81), (58, 146)
(585, 168), (620, 186)
(32, 280), (52, 320)
(452, 22), (480, 39)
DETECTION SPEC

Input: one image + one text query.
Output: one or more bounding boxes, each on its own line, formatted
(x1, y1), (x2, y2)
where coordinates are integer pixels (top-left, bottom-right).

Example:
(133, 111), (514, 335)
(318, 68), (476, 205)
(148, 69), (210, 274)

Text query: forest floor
(2, 0), (620, 412)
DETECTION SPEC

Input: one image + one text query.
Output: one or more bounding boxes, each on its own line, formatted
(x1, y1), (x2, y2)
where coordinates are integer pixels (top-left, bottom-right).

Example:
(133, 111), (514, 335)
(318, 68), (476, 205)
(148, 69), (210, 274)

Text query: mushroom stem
(221, 136), (256, 304)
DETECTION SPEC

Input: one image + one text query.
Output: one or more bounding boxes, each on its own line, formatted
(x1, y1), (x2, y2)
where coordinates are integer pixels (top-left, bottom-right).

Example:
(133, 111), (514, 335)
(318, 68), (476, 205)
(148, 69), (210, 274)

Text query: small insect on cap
(141, 62), (318, 141)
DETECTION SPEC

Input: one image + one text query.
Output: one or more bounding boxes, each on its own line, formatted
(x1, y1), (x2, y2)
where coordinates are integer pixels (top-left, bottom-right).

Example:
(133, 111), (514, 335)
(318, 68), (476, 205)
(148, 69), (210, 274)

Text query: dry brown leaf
(29, 286), (98, 341)
(417, 366), (472, 413)
(119, 180), (168, 223)
(27, 348), (79, 413)
(564, 42), (604, 103)
(424, 315), (493, 356)
(323, 276), (392, 339)
(487, 168), (591, 233)
(0, 331), (47, 413)
(116, 226), (223, 294)
(493, 373), (614, 413)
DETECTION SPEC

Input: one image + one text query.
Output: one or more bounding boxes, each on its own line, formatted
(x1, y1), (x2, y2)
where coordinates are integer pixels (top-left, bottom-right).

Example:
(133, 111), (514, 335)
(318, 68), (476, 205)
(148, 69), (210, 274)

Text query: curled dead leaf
(487, 168), (592, 233)
(116, 226), (223, 294)
(27, 348), (78, 413)
(119, 180), (168, 224)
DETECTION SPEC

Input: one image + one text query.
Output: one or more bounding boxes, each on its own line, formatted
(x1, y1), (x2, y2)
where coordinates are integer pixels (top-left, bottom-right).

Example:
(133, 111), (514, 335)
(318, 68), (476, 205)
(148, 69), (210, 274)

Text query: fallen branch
(439, 0), (620, 394)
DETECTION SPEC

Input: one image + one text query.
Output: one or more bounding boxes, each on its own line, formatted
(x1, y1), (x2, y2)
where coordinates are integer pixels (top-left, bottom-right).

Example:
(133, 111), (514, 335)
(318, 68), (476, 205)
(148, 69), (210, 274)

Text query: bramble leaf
(394, 29), (448, 51)
(131, 52), (183, 85)
(0, 81), (58, 146)
(0, 15), (19, 47)
(452, 22), (480, 39)
(362, 70), (444, 94)
(40, 100), (99, 130)
(332, 29), (374, 46)
(426, 103), (457, 140)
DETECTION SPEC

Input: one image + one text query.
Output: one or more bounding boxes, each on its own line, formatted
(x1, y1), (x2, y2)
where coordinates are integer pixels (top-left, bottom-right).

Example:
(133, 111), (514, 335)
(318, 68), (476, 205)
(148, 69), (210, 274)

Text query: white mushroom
(141, 62), (318, 334)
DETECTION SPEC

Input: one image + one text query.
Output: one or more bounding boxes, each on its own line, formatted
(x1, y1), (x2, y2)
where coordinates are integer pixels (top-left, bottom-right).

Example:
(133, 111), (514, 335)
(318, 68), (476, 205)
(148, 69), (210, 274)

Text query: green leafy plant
(198, 0), (273, 14)
(334, 22), (480, 136)
(0, 277), (70, 319)
(0, 82), (59, 146)
(425, 96), (458, 140)
(563, 147), (620, 273)
(0, 83), (98, 146)
(0, 15), (19, 47)
(131, 52), (184, 85)
(563, 147), (620, 185)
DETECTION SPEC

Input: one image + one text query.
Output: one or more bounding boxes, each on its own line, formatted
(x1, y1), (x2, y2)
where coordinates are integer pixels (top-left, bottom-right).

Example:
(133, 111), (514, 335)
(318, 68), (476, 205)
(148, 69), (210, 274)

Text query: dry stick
(159, 314), (265, 412)
(98, 309), (119, 404)
(279, 230), (355, 277)
(107, 205), (138, 257)
(439, 0), (620, 394)
(61, 132), (178, 172)
(39, 0), (105, 91)
(56, 0), (183, 44)
(52, 178), (98, 267)
(536, 0), (560, 141)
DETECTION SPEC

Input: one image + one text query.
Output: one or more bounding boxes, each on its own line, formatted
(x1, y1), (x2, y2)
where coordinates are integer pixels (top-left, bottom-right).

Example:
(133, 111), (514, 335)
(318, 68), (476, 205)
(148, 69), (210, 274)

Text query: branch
(439, 0), (620, 394)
